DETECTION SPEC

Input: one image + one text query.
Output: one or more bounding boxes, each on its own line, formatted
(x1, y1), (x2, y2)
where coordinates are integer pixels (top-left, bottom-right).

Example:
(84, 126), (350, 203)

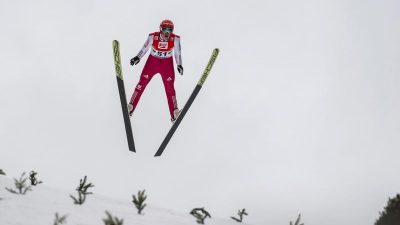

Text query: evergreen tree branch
(103, 211), (124, 225)
(5, 172), (32, 195)
(53, 213), (68, 225)
(132, 189), (147, 214)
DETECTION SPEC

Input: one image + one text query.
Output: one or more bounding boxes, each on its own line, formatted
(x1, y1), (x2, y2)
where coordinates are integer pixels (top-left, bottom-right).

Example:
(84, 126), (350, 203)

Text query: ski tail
(154, 48), (220, 157)
(113, 40), (136, 152)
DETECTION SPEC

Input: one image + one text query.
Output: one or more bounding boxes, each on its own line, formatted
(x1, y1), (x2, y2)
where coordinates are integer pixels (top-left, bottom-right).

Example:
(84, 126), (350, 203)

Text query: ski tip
(212, 48), (220, 57)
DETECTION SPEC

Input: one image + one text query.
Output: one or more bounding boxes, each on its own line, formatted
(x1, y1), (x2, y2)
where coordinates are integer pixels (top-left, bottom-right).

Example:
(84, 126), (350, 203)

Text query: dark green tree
(231, 208), (248, 222)
(29, 171), (43, 186)
(53, 213), (68, 225)
(132, 190), (147, 214)
(70, 175), (94, 205)
(103, 211), (124, 225)
(190, 207), (211, 224)
(5, 172), (32, 195)
(375, 194), (400, 225)
(0, 169), (4, 200)
(290, 214), (304, 225)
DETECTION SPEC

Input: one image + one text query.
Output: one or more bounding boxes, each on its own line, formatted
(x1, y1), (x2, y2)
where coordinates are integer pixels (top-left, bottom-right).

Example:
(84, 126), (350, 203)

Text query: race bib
(151, 48), (173, 58)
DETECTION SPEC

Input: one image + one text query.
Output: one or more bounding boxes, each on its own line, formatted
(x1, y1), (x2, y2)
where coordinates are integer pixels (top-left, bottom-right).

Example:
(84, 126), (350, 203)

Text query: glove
(130, 56), (140, 66)
(177, 65), (184, 75)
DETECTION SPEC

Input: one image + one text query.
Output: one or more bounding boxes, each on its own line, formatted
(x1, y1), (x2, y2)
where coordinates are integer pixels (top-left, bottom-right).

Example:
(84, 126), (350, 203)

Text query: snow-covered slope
(0, 177), (247, 225)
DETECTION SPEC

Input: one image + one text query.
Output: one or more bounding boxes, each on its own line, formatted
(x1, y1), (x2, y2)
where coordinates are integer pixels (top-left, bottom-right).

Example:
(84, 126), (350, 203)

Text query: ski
(154, 48), (220, 157)
(113, 40), (136, 152)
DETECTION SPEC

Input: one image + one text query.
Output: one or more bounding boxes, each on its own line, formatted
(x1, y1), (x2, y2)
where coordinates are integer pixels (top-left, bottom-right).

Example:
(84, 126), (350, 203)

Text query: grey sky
(1, 0), (400, 225)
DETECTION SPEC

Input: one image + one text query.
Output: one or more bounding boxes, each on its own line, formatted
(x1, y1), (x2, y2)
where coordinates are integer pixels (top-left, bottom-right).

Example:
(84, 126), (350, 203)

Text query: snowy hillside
(0, 177), (247, 225)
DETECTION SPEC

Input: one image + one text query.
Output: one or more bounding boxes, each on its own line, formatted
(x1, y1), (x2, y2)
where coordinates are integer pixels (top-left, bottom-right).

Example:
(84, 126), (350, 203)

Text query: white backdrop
(1, 0), (400, 224)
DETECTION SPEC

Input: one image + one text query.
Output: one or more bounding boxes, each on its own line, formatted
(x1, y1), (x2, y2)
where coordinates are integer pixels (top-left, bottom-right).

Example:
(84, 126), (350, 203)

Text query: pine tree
(231, 208), (248, 222)
(53, 213), (68, 225)
(5, 172), (32, 195)
(132, 190), (147, 214)
(70, 175), (94, 205)
(375, 194), (400, 225)
(29, 171), (43, 186)
(103, 211), (124, 225)
(0, 169), (4, 200)
(290, 214), (304, 225)
(190, 207), (212, 224)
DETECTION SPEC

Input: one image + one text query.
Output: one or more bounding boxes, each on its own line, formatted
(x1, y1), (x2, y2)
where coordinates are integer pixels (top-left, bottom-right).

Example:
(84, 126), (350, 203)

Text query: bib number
(151, 48), (173, 58)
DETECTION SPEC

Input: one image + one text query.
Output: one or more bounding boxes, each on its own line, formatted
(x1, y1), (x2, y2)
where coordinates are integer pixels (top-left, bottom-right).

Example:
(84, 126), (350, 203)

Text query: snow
(0, 176), (247, 225)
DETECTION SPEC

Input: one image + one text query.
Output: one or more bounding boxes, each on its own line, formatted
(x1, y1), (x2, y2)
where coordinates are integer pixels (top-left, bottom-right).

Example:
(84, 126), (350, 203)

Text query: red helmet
(160, 19), (174, 30)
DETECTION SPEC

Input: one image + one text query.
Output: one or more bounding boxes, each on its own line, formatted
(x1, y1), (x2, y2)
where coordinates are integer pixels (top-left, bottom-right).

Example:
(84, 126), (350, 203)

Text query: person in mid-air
(128, 19), (183, 123)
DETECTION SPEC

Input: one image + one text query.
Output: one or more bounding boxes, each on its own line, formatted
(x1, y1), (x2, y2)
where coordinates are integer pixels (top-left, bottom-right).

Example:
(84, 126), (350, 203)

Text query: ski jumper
(129, 32), (182, 119)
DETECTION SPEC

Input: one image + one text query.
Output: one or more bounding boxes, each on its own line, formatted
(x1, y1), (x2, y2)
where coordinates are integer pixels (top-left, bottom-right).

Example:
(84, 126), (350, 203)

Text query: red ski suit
(130, 32), (182, 119)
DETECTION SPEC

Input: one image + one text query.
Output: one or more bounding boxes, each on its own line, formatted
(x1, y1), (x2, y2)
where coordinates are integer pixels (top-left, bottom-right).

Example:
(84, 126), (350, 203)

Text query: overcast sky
(1, 0), (400, 225)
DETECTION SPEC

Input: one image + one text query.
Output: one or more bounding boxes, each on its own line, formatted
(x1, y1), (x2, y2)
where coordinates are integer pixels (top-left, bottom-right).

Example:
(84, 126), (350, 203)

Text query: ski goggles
(161, 27), (173, 33)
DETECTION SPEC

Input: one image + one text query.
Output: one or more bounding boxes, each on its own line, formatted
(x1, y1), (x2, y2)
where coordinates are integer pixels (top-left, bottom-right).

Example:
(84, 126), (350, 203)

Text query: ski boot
(127, 103), (134, 117)
(171, 108), (182, 123)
